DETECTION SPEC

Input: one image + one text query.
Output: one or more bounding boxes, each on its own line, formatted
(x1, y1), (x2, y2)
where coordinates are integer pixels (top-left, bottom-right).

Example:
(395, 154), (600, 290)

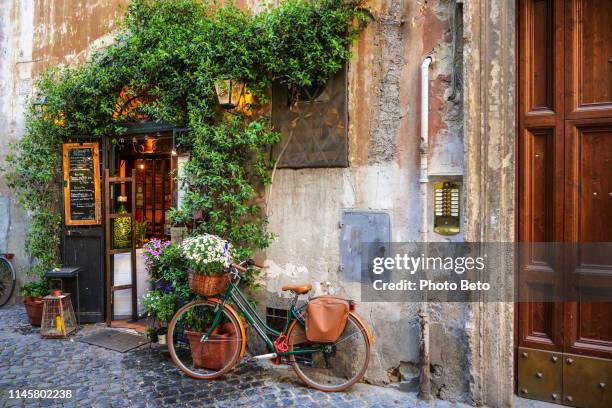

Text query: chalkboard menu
(63, 143), (101, 226)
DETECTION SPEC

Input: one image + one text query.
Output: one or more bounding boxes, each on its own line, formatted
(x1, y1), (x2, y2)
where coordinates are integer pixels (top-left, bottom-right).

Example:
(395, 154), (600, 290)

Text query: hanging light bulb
(171, 132), (177, 156)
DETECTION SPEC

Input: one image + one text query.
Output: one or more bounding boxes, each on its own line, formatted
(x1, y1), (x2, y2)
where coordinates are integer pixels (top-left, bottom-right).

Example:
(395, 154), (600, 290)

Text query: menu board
(63, 143), (101, 226)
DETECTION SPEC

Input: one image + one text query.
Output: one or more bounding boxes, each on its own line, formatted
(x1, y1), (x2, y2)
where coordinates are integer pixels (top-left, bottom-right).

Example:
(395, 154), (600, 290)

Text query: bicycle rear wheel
(167, 299), (245, 379)
(0, 257), (16, 307)
(287, 313), (371, 391)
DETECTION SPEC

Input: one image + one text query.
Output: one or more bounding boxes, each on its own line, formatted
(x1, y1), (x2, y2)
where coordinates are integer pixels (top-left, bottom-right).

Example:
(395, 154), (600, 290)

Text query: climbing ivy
(4, 0), (367, 296)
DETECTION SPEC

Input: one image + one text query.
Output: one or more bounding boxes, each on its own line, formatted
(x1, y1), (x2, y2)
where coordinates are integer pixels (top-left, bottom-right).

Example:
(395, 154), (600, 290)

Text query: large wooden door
(518, 1), (612, 407)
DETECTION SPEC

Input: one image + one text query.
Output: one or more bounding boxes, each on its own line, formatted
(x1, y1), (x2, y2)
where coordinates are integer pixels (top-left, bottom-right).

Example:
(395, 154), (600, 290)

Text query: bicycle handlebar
(231, 263), (248, 273)
(230, 260), (264, 274)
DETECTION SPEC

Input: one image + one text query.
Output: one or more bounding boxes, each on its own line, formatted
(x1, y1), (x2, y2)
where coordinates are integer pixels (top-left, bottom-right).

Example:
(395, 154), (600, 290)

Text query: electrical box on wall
(339, 210), (391, 282)
(433, 181), (461, 236)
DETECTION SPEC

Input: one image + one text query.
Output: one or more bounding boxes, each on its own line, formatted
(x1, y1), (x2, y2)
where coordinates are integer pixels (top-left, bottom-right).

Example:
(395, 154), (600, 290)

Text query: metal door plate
(562, 353), (611, 408)
(518, 347), (563, 403)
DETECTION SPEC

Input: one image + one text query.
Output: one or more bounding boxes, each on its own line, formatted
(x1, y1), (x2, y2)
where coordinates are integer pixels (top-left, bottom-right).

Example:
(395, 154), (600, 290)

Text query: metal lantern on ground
(41, 293), (77, 338)
(214, 79), (244, 109)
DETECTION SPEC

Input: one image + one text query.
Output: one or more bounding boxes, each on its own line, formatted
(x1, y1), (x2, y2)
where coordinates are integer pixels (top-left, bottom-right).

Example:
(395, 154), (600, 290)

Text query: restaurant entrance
(114, 132), (175, 243)
(104, 124), (179, 325)
(60, 124), (182, 324)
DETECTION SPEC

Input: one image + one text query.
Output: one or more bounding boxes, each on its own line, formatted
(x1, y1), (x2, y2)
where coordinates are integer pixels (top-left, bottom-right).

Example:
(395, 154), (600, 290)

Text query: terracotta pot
(23, 297), (44, 326)
(184, 323), (238, 370)
(51, 290), (62, 297)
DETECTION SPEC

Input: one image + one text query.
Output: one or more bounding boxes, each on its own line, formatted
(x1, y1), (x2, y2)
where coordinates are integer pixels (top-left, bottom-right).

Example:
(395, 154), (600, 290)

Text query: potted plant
(158, 327), (168, 345)
(145, 326), (159, 343)
(142, 289), (176, 346)
(21, 280), (49, 326)
(181, 234), (232, 297)
(184, 323), (238, 370)
(182, 306), (239, 370)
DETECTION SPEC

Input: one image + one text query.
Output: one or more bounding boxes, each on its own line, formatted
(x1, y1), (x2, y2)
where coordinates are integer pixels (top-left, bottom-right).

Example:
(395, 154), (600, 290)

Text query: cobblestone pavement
(0, 306), (555, 408)
(0, 306), (472, 408)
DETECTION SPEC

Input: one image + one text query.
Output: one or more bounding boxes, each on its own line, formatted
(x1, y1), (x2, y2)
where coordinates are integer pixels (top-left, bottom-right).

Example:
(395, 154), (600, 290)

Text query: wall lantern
(214, 79), (245, 109)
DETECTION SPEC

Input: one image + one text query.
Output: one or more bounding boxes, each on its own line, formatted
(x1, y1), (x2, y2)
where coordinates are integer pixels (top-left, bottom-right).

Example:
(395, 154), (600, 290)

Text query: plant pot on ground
(158, 327), (168, 345)
(21, 281), (49, 326)
(184, 322), (238, 370)
(23, 296), (44, 326)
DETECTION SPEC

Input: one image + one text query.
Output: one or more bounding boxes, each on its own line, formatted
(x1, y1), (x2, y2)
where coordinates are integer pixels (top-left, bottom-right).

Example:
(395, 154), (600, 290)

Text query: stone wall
(0, 0), (126, 302)
(261, 0), (468, 395)
(0, 0), (491, 404)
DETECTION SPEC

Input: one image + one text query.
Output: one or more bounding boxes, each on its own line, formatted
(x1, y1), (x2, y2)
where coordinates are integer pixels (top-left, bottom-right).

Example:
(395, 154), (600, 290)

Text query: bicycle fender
(349, 312), (374, 346)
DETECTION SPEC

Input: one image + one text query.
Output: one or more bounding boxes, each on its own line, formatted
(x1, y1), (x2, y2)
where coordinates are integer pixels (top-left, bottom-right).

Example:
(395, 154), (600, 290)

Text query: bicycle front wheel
(0, 257), (16, 307)
(167, 299), (245, 379)
(287, 313), (371, 392)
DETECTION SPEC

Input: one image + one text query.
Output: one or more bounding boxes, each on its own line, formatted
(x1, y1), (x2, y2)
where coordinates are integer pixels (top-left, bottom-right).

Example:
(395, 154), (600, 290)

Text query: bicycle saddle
(281, 283), (312, 294)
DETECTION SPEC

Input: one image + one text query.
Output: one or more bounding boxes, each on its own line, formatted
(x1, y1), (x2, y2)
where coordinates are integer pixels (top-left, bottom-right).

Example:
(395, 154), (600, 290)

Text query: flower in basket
(181, 234), (232, 276)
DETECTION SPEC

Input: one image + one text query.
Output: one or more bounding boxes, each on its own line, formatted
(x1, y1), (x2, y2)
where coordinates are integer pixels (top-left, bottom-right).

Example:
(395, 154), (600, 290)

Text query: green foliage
(156, 244), (191, 301)
(142, 290), (178, 323)
(3, 0), (366, 294)
(19, 280), (50, 299)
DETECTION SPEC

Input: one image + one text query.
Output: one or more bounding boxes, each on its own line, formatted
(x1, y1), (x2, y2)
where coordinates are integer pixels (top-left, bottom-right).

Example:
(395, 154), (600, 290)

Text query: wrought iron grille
(271, 66), (348, 168)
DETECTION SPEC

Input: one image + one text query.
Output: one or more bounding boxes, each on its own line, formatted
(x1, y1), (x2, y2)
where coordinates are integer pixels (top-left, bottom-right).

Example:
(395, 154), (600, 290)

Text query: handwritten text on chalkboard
(63, 143), (101, 226)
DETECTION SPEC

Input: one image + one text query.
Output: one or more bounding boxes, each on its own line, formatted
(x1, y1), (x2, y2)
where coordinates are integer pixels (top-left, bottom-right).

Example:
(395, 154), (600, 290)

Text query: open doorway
(107, 129), (178, 329)
(115, 132), (175, 243)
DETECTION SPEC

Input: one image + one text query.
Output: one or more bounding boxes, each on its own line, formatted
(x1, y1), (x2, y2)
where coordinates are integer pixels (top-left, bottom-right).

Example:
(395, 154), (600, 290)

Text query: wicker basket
(189, 271), (230, 296)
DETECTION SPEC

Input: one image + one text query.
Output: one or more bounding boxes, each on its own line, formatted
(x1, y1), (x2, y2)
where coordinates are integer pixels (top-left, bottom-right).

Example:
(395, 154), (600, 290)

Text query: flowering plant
(143, 239), (171, 278)
(181, 234), (232, 276)
(141, 290), (176, 323)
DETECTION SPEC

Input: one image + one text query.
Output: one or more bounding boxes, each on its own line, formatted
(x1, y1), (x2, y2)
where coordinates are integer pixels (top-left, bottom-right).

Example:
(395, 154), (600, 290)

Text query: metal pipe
(420, 56), (432, 243)
(419, 56), (433, 402)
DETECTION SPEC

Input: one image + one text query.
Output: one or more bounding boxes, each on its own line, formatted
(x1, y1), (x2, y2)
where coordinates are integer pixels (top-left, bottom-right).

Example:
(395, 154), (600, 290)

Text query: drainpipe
(419, 56), (433, 401)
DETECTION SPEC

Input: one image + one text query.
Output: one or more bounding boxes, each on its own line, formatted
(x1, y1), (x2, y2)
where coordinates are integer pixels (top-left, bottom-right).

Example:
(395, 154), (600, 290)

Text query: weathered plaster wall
(0, 0), (37, 301)
(261, 0), (467, 397)
(0, 0), (125, 302)
(462, 0), (516, 405)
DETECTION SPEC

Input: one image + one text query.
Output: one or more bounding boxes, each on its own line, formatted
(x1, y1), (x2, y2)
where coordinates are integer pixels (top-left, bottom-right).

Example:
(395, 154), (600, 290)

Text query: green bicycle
(167, 260), (373, 392)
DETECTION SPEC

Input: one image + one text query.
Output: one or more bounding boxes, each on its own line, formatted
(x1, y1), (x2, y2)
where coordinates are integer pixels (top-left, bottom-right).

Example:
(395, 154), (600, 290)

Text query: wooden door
(518, 0), (612, 406)
(61, 139), (106, 323)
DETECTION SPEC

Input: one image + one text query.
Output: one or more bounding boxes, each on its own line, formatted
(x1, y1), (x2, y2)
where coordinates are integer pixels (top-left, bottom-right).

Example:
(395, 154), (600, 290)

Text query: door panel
(62, 228), (104, 323)
(519, 0), (566, 354)
(61, 139), (105, 323)
(564, 122), (612, 359)
(519, 0), (612, 405)
(565, 0), (612, 118)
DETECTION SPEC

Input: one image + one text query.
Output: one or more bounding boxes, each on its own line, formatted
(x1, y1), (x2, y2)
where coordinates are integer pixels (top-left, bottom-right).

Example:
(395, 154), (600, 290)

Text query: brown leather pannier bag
(305, 296), (350, 343)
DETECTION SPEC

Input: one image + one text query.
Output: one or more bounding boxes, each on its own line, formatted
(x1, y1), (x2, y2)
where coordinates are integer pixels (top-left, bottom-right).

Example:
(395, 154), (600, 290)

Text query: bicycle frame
(202, 279), (323, 357)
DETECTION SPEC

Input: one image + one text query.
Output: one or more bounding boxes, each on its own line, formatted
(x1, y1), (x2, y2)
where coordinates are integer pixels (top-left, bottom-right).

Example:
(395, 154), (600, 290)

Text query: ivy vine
(4, 0), (367, 296)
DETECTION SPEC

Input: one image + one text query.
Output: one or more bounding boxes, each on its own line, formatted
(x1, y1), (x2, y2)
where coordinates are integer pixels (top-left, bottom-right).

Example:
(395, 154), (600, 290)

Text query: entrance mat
(77, 329), (150, 353)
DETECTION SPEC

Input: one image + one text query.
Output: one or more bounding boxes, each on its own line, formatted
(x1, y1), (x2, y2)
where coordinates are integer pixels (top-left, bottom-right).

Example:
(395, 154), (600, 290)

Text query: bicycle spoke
(0, 258), (16, 307)
(168, 300), (243, 380)
(287, 315), (370, 391)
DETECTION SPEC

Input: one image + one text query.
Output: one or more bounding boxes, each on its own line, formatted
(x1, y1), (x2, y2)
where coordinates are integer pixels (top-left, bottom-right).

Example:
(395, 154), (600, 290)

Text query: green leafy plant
(135, 221), (149, 248)
(3, 0), (367, 296)
(19, 280), (50, 299)
(142, 291), (178, 323)
(145, 326), (159, 342)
